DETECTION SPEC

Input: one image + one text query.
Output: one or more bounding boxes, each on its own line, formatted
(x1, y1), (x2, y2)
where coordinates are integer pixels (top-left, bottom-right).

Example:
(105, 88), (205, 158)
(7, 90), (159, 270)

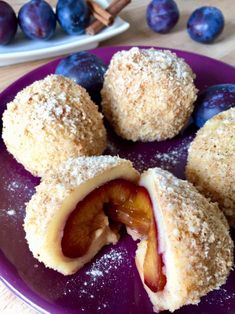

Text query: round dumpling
(2, 75), (107, 177)
(101, 47), (197, 142)
(186, 108), (235, 226)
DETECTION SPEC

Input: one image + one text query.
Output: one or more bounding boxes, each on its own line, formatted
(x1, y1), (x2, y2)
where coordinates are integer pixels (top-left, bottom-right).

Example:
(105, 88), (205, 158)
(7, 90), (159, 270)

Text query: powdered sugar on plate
(63, 246), (133, 312)
(85, 248), (125, 278)
(107, 134), (193, 174)
(149, 136), (193, 170)
(6, 209), (16, 216)
(1, 177), (35, 217)
(204, 286), (235, 309)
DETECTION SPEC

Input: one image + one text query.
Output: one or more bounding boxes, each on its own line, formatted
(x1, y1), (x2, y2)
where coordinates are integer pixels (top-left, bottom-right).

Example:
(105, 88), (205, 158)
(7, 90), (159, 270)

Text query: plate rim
(0, 20), (129, 60)
(0, 45), (234, 314)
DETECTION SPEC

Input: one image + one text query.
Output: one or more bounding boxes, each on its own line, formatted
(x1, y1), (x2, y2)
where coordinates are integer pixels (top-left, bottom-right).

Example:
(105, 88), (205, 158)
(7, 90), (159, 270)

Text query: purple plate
(0, 46), (234, 314)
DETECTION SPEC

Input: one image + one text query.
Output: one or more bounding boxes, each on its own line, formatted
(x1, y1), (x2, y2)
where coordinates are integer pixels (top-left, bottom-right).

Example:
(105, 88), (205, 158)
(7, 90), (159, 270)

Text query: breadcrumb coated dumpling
(24, 156), (139, 275)
(2, 75), (107, 177)
(186, 108), (235, 227)
(101, 47), (197, 142)
(138, 167), (234, 312)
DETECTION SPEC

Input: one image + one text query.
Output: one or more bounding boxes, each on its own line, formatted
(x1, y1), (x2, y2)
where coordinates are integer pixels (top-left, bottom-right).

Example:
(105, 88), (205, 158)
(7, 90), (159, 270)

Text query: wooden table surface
(0, 0), (234, 313)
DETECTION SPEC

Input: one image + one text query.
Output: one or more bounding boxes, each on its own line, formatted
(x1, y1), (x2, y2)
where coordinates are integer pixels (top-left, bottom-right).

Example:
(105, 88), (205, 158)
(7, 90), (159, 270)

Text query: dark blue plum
(193, 84), (235, 128)
(18, 0), (56, 40)
(146, 0), (179, 33)
(0, 1), (17, 45)
(55, 51), (107, 100)
(187, 6), (224, 43)
(56, 0), (90, 35)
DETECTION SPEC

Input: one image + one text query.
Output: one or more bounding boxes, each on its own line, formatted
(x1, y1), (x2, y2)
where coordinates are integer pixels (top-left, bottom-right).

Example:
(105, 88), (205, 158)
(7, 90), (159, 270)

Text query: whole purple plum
(56, 0), (90, 35)
(146, 0), (179, 33)
(187, 6), (224, 43)
(55, 51), (107, 101)
(193, 84), (235, 128)
(18, 0), (56, 40)
(0, 1), (17, 45)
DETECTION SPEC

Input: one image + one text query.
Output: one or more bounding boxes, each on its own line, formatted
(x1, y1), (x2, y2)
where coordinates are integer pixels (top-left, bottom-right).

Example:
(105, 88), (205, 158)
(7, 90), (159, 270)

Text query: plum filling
(61, 179), (166, 292)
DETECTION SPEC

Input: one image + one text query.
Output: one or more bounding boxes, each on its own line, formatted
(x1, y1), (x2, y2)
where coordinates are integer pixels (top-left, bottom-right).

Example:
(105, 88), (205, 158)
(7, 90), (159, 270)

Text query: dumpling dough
(186, 108), (235, 227)
(24, 156), (139, 275)
(2, 75), (107, 177)
(136, 167), (233, 313)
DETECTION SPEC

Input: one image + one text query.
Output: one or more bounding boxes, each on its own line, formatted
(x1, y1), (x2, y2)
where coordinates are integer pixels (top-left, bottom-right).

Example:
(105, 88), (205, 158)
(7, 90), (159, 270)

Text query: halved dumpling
(136, 167), (233, 313)
(24, 156), (139, 275)
(24, 157), (233, 313)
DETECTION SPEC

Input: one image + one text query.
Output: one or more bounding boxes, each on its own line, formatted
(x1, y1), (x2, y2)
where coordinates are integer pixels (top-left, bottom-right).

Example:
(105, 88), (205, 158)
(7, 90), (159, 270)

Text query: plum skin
(146, 0), (179, 34)
(193, 84), (235, 128)
(187, 6), (224, 44)
(0, 1), (18, 45)
(55, 51), (107, 99)
(56, 0), (90, 35)
(18, 0), (56, 40)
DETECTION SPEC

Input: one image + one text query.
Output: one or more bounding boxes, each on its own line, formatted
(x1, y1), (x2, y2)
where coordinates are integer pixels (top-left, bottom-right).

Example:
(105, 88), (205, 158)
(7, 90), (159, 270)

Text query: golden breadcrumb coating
(24, 156), (139, 275)
(138, 167), (234, 313)
(101, 47), (197, 142)
(2, 75), (107, 177)
(186, 108), (235, 227)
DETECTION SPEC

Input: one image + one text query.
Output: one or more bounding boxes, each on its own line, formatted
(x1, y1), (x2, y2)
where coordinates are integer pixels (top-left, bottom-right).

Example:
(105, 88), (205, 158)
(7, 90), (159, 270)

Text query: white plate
(0, 0), (129, 66)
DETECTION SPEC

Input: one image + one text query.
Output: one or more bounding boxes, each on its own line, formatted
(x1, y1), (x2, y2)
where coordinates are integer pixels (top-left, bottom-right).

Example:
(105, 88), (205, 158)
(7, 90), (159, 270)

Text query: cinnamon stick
(87, 1), (113, 26)
(108, 0), (131, 15)
(86, 0), (131, 35)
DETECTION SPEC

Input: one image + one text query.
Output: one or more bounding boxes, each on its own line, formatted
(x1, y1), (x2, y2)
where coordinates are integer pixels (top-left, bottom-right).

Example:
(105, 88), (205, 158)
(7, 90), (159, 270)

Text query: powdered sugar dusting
(7, 181), (20, 191)
(114, 136), (193, 172)
(57, 155), (133, 187)
(106, 141), (117, 155)
(7, 209), (16, 216)
(63, 246), (133, 312)
(107, 135), (193, 173)
(0, 162), (37, 219)
(150, 136), (193, 170)
(205, 287), (235, 308)
(111, 47), (195, 82)
(85, 248), (125, 277)
(86, 269), (103, 277)
(4, 179), (35, 202)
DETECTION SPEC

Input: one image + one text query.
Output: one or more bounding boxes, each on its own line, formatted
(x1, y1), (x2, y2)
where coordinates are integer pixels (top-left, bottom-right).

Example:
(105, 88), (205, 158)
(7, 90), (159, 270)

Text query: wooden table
(0, 0), (234, 313)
